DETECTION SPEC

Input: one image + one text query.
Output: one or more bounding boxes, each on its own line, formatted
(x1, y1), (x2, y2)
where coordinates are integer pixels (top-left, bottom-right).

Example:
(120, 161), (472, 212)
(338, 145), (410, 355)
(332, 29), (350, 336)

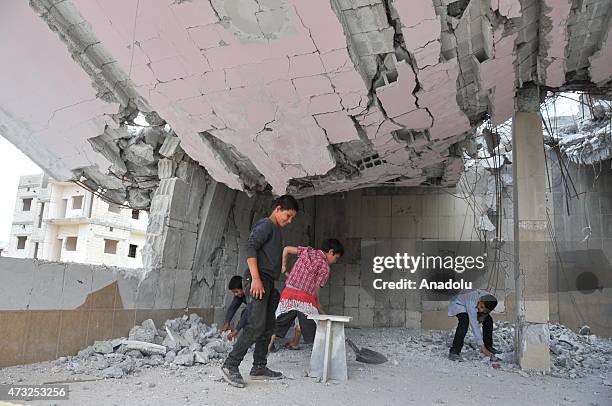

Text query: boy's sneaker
(249, 366), (283, 380)
(221, 365), (246, 388)
(448, 352), (462, 362)
(486, 346), (500, 354)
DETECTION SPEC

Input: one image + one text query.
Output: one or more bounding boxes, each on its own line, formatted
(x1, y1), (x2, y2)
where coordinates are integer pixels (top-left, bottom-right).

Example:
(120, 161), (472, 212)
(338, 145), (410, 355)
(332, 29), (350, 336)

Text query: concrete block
(358, 287), (375, 308)
(373, 309), (389, 327)
(389, 309), (405, 326)
(319, 286), (330, 306)
(159, 136), (181, 158)
(358, 307), (374, 327)
(344, 264), (361, 286)
(328, 286), (345, 308)
(344, 286), (359, 307)
(350, 27), (395, 56)
(362, 195), (391, 217)
(158, 159), (176, 179)
(172, 269), (192, 308)
(169, 179), (190, 222)
(327, 305), (344, 316)
(161, 227), (181, 269)
(372, 217), (392, 238)
(330, 264), (346, 286)
(391, 195), (423, 217)
(178, 230), (198, 270)
(28, 262), (65, 310)
(134, 270), (159, 309)
(391, 216), (419, 238)
(345, 307), (359, 323)
(344, 5), (388, 33)
(153, 268), (176, 309)
(405, 310), (421, 329)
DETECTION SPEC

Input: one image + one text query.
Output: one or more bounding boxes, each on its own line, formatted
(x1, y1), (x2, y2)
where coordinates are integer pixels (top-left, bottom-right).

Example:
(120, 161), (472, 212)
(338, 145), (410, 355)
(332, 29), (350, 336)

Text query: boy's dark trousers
(224, 273), (280, 368)
(449, 312), (493, 354)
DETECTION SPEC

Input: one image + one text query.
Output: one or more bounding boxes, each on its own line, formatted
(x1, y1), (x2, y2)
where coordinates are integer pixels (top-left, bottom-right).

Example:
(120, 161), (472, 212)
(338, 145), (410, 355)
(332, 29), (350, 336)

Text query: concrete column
(512, 85), (550, 371)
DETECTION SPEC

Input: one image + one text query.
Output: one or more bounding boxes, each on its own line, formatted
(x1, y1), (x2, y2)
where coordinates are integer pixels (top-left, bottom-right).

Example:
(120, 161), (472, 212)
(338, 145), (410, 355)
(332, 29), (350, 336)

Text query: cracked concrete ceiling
(1, 0), (612, 200)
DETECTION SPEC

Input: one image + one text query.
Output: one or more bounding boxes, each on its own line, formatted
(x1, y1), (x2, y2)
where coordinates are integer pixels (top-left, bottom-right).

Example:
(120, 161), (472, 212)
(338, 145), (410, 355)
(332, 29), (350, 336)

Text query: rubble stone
(93, 341), (113, 354)
(101, 366), (124, 379)
(173, 351), (194, 366)
(56, 314), (232, 378)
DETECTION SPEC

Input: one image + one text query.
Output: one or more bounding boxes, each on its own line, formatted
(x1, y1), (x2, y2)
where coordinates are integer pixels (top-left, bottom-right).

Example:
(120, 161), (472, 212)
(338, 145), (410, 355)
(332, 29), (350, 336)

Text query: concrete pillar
(512, 85), (550, 371)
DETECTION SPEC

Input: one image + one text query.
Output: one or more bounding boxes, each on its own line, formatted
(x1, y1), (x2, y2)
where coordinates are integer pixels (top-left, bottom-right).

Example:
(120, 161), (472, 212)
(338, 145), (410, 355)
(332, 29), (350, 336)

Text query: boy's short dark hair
(321, 238), (344, 256)
(228, 275), (243, 290)
(273, 194), (299, 212)
(480, 294), (497, 311)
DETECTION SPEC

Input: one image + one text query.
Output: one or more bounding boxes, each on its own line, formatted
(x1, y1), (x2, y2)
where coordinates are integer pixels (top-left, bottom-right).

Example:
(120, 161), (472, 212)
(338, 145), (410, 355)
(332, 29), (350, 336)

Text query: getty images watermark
(371, 252), (486, 290)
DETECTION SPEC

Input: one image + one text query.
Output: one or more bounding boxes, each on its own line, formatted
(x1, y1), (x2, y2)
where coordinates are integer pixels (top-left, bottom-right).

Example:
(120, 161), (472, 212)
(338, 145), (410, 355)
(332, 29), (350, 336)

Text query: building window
(109, 227), (113, 232)
(37, 202), (45, 228)
(108, 203), (121, 214)
(72, 195), (83, 209)
(104, 239), (118, 254)
(132, 210), (140, 220)
(65, 236), (78, 251)
(22, 198), (32, 211)
(17, 236), (27, 250)
(128, 244), (137, 258)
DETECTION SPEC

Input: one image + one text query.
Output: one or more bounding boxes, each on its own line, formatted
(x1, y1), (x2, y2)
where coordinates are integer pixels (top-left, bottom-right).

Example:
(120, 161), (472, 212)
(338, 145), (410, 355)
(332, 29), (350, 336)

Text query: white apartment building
(6, 174), (148, 267)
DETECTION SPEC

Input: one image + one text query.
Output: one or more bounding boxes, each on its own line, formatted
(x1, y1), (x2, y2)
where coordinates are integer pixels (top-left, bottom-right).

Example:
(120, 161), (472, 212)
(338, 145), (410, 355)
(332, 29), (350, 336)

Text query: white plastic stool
(307, 314), (352, 382)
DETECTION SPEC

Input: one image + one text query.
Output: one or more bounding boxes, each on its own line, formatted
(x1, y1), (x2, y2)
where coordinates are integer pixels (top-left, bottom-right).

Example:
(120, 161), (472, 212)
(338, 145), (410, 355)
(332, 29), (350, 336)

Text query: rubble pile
(547, 99), (612, 165)
(55, 314), (232, 379)
(355, 321), (612, 380)
(447, 321), (612, 378)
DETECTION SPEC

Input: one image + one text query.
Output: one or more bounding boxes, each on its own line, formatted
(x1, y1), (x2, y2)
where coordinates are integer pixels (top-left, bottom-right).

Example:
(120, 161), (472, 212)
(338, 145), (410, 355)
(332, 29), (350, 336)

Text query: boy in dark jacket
(221, 275), (248, 340)
(221, 195), (299, 388)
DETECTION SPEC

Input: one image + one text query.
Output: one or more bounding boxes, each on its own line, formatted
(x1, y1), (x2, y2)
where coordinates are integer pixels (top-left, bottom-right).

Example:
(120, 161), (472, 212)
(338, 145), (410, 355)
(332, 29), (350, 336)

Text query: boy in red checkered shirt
(270, 239), (344, 350)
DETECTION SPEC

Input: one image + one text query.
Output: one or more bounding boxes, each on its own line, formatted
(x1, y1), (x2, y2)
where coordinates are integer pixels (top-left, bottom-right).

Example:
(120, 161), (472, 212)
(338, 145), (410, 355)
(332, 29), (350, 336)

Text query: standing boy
(221, 195), (299, 388)
(221, 275), (248, 340)
(448, 289), (498, 361)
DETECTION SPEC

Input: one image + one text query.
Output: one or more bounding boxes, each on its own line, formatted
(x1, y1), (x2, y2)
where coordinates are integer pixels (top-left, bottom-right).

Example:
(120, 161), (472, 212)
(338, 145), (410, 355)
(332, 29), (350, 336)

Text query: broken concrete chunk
(129, 320), (156, 343)
(77, 346), (94, 359)
(159, 136), (181, 158)
(158, 158), (176, 179)
(92, 358), (110, 370)
(123, 142), (155, 166)
(123, 340), (167, 356)
(125, 349), (143, 358)
(128, 188), (152, 209)
(92, 340), (113, 354)
(101, 366), (124, 379)
(204, 340), (229, 354)
(188, 343), (202, 353)
(165, 351), (176, 364)
(173, 351), (194, 366)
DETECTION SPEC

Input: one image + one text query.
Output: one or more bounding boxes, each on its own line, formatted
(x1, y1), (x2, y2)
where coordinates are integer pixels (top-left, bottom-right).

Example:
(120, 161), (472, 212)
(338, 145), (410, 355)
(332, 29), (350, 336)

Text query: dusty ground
(1, 328), (610, 406)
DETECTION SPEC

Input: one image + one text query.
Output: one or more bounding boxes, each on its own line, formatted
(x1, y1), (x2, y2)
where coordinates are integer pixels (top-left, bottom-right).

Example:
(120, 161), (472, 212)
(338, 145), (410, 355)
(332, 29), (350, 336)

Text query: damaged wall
(0, 257), (196, 368)
(547, 152), (612, 336)
(313, 186), (509, 330)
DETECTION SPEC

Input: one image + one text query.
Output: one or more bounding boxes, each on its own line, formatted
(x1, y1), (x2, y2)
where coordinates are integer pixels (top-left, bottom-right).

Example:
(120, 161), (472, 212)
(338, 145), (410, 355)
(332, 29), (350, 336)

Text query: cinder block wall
(548, 153), (612, 336)
(313, 187), (506, 330)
